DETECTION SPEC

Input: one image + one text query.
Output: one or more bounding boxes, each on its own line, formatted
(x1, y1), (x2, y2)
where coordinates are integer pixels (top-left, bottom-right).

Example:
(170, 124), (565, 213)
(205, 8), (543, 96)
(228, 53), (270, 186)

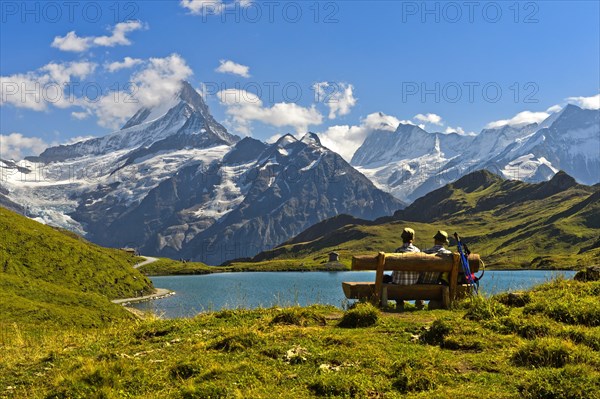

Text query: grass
(0, 206), (154, 327)
(2, 278), (598, 398)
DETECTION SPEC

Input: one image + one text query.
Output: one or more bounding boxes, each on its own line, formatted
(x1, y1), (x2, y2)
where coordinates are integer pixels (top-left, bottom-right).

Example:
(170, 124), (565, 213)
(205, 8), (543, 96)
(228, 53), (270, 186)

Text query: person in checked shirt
(387, 227), (422, 309)
(391, 227), (421, 285)
(420, 230), (453, 284)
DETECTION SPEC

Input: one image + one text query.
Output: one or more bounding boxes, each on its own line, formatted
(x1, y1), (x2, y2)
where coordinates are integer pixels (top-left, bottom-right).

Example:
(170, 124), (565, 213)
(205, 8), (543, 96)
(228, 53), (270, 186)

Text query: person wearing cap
(383, 227), (422, 310)
(420, 230), (453, 285)
(390, 228), (421, 285)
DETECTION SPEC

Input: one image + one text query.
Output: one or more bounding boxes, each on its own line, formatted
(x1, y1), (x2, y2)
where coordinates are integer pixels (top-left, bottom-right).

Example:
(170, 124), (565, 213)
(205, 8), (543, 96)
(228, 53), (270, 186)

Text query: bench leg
(442, 286), (450, 309)
(381, 286), (388, 307)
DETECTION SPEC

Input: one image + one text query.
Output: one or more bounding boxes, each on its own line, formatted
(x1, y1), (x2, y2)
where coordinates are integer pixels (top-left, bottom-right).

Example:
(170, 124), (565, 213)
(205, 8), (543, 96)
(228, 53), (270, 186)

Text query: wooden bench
(342, 252), (481, 309)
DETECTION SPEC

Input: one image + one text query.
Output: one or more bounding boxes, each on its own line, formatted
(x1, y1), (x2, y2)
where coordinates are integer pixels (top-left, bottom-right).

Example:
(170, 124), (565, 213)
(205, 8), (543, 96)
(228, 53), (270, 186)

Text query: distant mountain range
(1, 81), (402, 264)
(2, 80), (598, 264)
(352, 104), (599, 202)
(243, 170), (600, 269)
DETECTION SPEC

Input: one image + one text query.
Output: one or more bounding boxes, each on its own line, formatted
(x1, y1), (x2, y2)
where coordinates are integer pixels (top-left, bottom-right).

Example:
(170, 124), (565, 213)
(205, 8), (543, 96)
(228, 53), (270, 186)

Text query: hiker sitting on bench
(384, 227), (420, 285)
(419, 230), (454, 310)
(419, 230), (452, 288)
(390, 227), (425, 310)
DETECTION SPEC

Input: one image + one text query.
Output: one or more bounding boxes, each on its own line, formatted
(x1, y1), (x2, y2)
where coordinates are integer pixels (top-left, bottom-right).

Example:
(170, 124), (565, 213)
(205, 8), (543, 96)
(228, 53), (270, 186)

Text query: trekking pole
(454, 232), (478, 295)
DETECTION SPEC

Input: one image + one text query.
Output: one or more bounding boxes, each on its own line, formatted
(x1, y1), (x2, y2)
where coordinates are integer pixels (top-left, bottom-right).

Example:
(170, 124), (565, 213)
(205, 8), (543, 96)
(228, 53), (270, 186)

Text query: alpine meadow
(1, 1), (599, 398)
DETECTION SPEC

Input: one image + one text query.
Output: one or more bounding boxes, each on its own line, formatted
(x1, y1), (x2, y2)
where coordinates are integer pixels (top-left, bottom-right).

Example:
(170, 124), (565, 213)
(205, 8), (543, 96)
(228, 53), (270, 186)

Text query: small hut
(120, 247), (138, 256)
(328, 252), (340, 262)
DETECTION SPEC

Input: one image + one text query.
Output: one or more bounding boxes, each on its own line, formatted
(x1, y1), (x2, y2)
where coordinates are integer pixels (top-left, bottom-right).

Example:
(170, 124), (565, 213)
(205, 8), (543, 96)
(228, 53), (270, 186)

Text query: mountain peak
(301, 132), (321, 146)
(562, 103), (582, 113)
(275, 134), (298, 147)
(547, 170), (577, 190)
(121, 80), (208, 130)
(453, 170), (503, 192)
(178, 80), (210, 114)
(395, 123), (424, 134)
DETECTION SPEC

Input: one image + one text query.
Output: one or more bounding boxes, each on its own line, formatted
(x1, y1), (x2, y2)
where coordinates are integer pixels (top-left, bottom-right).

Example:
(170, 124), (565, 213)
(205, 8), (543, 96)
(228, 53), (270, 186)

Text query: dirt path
(111, 288), (174, 305)
(134, 256), (159, 269)
(112, 257), (172, 306)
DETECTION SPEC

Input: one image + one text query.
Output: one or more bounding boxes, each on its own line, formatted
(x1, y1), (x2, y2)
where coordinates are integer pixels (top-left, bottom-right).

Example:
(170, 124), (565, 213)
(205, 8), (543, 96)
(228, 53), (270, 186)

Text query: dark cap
(401, 228), (415, 242)
(433, 230), (449, 245)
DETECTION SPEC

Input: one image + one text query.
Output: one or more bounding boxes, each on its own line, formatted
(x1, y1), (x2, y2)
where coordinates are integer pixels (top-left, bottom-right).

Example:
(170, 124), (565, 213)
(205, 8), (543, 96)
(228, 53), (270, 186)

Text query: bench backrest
(351, 252), (481, 303)
(352, 252), (480, 272)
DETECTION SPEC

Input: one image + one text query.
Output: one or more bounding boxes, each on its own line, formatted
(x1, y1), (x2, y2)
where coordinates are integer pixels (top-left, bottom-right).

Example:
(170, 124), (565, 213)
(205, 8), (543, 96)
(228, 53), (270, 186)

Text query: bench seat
(342, 252), (481, 309)
(342, 282), (450, 307)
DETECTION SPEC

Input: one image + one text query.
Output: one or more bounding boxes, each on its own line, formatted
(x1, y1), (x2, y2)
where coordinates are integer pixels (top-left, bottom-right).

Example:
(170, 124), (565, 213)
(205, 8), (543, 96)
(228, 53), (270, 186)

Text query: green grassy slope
(228, 171), (600, 270)
(0, 206), (154, 326)
(2, 278), (598, 398)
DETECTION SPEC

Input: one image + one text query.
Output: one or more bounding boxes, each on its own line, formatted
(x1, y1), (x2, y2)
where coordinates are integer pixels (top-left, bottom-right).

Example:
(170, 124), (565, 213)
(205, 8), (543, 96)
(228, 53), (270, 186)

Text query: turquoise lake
(131, 270), (576, 318)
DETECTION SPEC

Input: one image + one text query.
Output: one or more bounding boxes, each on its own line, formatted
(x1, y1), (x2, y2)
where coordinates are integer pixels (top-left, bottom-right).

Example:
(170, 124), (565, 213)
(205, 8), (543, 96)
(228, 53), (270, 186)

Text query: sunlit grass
(1, 279), (598, 398)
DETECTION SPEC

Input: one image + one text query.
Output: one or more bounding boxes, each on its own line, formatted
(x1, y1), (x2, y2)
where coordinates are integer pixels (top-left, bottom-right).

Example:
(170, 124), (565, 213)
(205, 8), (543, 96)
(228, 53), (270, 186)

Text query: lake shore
(6, 277), (599, 399)
(139, 262), (578, 277)
(111, 288), (175, 305)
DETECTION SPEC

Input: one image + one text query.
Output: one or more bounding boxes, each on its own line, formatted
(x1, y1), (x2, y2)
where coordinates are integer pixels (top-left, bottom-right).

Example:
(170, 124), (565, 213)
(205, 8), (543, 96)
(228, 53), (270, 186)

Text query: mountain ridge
(237, 169), (599, 268)
(352, 104), (599, 202)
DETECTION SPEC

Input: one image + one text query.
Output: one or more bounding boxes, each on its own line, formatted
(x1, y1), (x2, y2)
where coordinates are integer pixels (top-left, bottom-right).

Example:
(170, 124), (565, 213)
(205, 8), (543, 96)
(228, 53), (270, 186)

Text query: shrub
(494, 292), (531, 307)
(134, 324), (177, 340)
(559, 328), (600, 351)
(420, 319), (452, 346)
(181, 383), (230, 399)
(464, 296), (509, 321)
(524, 299), (600, 327)
(338, 303), (379, 328)
(390, 359), (438, 393)
(210, 331), (264, 352)
(308, 374), (362, 397)
(518, 365), (600, 399)
(271, 308), (326, 327)
(392, 373), (437, 394)
(170, 363), (201, 380)
(501, 317), (551, 339)
(512, 338), (577, 368)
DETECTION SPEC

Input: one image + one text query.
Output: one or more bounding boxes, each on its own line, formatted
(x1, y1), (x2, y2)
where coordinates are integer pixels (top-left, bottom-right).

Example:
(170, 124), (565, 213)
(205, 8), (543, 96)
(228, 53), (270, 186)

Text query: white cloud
(180, 0), (251, 15)
(0, 132), (48, 161)
(215, 59), (250, 78)
(444, 126), (465, 134)
(50, 31), (90, 52)
(317, 112), (401, 161)
(546, 104), (563, 113)
(51, 21), (145, 52)
(0, 54), (192, 130)
(313, 82), (357, 119)
(105, 57), (143, 72)
(1, 61), (96, 111)
(217, 88), (323, 135)
(180, 0), (224, 14)
(93, 21), (144, 47)
(486, 111), (550, 129)
(71, 111), (90, 120)
(414, 113), (443, 126)
(88, 54), (193, 129)
(566, 93), (600, 110)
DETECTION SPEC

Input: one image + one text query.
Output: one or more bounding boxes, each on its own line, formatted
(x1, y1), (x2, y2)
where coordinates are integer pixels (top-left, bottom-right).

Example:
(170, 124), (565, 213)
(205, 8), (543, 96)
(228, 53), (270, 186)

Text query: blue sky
(1, 0), (599, 160)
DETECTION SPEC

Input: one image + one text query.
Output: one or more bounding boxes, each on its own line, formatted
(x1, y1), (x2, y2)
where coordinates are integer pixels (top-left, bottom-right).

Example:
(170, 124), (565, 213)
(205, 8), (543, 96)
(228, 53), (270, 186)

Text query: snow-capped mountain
(352, 104), (599, 202)
(30, 81), (239, 163)
(1, 81), (402, 264)
(496, 105), (600, 185)
(89, 132), (403, 265)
